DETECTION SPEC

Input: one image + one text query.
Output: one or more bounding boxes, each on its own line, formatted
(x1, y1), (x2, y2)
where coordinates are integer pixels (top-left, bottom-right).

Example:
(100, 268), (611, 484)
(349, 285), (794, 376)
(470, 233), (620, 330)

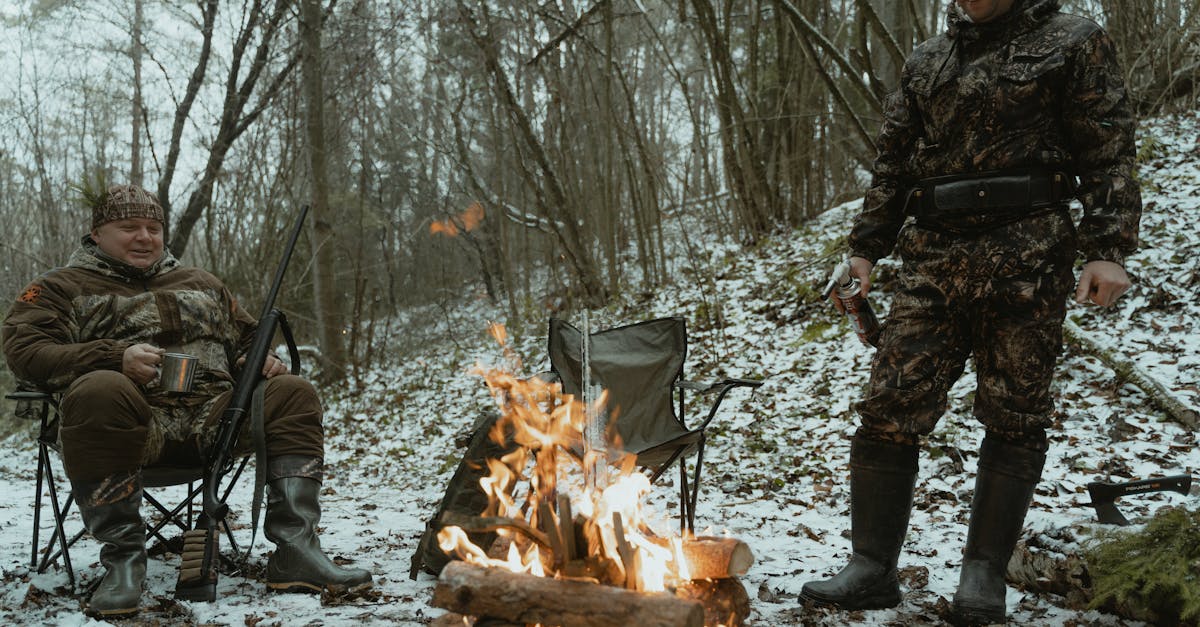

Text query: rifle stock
(175, 205), (309, 602)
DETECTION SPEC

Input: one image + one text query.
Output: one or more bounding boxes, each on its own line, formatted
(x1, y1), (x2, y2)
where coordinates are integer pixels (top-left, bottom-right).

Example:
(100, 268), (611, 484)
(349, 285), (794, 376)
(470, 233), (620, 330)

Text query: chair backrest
(547, 317), (688, 455)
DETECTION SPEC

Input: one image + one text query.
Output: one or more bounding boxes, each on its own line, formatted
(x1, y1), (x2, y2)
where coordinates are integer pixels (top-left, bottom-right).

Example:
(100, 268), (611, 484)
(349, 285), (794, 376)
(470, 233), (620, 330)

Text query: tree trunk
(130, 0), (144, 186)
(300, 0), (346, 378)
(457, 0), (607, 307)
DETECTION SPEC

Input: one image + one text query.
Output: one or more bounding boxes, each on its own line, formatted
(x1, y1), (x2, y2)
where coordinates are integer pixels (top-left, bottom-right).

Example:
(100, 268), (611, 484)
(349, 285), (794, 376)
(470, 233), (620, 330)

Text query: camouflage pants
(854, 210), (1077, 449)
(59, 371), (325, 482)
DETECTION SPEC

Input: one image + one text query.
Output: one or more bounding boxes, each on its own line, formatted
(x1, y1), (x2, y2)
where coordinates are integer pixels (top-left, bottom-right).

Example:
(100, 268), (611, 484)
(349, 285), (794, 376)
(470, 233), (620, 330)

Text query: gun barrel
(259, 205), (310, 320)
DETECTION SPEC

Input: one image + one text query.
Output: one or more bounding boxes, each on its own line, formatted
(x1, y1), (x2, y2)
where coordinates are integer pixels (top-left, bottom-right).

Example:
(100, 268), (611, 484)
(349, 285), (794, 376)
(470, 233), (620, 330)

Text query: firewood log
(430, 613), (471, 627)
(675, 578), (751, 627)
(433, 561), (705, 627)
(643, 536), (754, 580)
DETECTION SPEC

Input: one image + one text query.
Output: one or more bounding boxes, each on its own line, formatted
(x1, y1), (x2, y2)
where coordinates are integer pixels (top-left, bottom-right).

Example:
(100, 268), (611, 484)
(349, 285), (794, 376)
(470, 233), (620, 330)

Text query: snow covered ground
(1, 113), (1198, 626)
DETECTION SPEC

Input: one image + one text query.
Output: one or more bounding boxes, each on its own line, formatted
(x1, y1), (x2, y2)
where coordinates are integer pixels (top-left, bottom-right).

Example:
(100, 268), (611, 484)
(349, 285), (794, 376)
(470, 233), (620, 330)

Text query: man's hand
(123, 343), (165, 385)
(236, 353), (288, 378)
(830, 256), (874, 314)
(1075, 260), (1132, 307)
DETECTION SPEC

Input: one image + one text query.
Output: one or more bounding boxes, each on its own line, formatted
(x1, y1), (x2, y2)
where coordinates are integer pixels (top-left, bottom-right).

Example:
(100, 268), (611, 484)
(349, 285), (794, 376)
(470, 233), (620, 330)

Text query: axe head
(1086, 475), (1193, 526)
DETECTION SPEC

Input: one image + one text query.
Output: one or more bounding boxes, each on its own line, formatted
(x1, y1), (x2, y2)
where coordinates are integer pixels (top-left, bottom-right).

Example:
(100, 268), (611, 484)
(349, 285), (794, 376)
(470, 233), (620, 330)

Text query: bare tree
(299, 0), (347, 378)
(165, 0), (302, 258)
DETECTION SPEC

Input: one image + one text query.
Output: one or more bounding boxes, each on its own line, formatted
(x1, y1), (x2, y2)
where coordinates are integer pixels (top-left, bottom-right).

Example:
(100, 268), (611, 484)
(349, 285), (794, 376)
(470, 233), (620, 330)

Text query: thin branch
(777, 0), (882, 115)
(792, 22), (877, 153)
(527, 0), (610, 66)
(854, 0), (906, 78)
(905, 0), (928, 43)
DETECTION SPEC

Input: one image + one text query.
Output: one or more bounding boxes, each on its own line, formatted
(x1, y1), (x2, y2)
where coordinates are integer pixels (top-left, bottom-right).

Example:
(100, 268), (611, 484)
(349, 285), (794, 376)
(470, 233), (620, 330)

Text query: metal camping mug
(159, 352), (198, 393)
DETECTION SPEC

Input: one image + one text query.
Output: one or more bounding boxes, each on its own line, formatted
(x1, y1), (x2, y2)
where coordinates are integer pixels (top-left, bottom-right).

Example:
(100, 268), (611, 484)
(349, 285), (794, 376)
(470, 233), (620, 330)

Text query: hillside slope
(0, 114), (1197, 625)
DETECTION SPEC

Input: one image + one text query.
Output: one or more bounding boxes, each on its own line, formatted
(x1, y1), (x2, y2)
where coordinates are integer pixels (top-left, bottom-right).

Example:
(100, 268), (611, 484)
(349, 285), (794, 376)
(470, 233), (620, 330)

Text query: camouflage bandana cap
(92, 184), (164, 228)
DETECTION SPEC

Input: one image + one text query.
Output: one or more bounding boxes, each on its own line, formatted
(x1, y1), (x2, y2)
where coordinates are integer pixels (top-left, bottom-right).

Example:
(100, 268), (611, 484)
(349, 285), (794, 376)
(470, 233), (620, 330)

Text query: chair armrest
(6, 391), (54, 402)
(7, 390), (56, 421)
(531, 371), (560, 384)
(675, 378), (764, 394)
(675, 377), (764, 431)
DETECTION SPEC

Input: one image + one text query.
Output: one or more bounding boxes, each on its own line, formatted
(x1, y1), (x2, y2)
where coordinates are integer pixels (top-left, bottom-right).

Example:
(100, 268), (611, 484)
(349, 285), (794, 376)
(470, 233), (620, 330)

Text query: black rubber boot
(801, 436), (919, 610)
(264, 456), (373, 592)
(951, 435), (1046, 625)
(74, 472), (146, 618)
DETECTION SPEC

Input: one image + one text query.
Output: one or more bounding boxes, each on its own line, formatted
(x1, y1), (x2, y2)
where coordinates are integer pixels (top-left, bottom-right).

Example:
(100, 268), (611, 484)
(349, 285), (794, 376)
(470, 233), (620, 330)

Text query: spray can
(822, 259), (881, 348)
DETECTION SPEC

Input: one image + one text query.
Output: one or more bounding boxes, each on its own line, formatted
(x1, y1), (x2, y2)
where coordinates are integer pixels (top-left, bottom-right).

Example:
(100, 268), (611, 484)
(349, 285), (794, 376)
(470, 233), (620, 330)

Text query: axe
(1086, 475), (1193, 525)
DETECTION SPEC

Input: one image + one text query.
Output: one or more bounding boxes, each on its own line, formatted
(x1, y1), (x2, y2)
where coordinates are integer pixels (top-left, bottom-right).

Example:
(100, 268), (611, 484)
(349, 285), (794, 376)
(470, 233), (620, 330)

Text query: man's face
(956, 0), (1016, 23)
(90, 217), (165, 269)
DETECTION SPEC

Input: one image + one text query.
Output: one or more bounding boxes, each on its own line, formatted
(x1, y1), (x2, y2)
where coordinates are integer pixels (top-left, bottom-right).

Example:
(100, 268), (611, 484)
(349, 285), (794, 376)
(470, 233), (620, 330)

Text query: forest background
(1, 2), (1199, 624)
(0, 0), (1194, 385)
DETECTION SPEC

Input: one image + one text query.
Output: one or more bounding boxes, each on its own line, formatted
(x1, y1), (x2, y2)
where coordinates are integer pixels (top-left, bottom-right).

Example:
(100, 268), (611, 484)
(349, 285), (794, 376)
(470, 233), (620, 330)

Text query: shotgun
(174, 205), (308, 602)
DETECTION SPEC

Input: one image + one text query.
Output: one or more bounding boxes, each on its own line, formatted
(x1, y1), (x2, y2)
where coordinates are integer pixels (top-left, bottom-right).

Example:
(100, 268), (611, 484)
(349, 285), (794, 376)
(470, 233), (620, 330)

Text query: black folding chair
(7, 390), (249, 591)
(546, 317), (762, 534)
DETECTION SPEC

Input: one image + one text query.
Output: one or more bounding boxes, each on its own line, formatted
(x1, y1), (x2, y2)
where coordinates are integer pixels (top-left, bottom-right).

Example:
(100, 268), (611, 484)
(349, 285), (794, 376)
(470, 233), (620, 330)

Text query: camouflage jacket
(848, 0), (1141, 267)
(2, 236), (256, 407)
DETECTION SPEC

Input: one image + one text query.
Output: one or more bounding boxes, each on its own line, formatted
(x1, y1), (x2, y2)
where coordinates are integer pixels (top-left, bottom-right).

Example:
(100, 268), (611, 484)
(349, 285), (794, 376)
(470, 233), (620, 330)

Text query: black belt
(906, 170), (1074, 219)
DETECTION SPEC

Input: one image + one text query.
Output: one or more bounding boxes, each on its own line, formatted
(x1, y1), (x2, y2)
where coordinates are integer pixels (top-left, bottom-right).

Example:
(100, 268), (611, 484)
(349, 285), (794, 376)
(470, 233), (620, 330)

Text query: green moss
(438, 452), (462, 475)
(1085, 506), (1200, 623)
(800, 321), (835, 343)
(1136, 134), (1167, 164)
(820, 235), (849, 259)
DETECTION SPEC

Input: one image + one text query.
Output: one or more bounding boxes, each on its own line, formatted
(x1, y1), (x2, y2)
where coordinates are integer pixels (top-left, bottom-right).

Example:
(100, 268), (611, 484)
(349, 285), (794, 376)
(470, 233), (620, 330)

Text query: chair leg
(143, 491), (190, 547)
(678, 460), (689, 536)
(33, 444), (46, 569)
(687, 436), (707, 536)
(41, 449), (78, 590)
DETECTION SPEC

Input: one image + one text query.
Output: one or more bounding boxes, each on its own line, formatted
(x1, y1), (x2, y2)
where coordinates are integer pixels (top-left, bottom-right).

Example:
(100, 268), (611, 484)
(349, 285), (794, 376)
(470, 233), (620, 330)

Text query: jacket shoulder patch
(18, 284), (43, 304)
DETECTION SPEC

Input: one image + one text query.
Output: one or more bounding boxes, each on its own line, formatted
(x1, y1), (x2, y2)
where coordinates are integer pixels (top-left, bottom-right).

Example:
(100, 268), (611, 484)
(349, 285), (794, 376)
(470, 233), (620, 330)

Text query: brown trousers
(59, 370), (324, 482)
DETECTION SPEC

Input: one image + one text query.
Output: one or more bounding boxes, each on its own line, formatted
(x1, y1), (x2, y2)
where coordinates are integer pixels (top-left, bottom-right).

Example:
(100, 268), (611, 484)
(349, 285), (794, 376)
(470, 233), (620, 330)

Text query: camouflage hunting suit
(2, 236), (323, 481)
(847, 0), (1142, 445)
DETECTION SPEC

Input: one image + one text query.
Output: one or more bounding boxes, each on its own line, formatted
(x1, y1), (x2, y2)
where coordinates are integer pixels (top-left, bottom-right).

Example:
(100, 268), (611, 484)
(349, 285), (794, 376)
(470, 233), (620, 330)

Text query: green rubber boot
(801, 436), (918, 610)
(951, 434), (1045, 625)
(74, 472), (146, 618)
(264, 457), (372, 593)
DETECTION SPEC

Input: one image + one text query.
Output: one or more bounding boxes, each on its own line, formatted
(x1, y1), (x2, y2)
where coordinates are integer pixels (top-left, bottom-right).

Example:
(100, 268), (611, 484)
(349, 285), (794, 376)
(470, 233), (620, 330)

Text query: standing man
(3, 184), (372, 617)
(800, 0), (1140, 624)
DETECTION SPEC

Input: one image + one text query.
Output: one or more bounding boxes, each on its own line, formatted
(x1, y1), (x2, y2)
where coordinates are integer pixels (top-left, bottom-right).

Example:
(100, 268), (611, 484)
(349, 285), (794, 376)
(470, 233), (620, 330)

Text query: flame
(436, 324), (697, 595)
(431, 201), (485, 236)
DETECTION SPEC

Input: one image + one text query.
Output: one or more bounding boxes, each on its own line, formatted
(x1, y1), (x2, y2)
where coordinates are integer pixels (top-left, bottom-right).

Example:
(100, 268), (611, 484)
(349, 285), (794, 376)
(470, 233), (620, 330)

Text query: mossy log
(1008, 511), (1200, 625)
(1063, 319), (1199, 429)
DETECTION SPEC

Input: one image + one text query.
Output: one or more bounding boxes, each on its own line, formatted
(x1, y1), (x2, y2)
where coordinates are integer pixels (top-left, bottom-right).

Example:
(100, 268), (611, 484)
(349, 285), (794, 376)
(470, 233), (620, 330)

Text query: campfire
(429, 323), (753, 627)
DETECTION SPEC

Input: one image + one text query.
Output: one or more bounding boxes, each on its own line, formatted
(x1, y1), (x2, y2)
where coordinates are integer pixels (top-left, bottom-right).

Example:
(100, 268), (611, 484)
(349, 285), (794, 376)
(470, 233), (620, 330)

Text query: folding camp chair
(6, 389), (248, 591)
(547, 317), (762, 534)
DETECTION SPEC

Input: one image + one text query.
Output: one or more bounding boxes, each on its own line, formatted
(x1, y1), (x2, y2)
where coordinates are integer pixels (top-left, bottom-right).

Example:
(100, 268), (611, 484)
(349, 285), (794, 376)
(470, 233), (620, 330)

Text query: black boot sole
(87, 606), (140, 619)
(267, 580), (374, 594)
(800, 586), (902, 610)
(950, 601), (1005, 625)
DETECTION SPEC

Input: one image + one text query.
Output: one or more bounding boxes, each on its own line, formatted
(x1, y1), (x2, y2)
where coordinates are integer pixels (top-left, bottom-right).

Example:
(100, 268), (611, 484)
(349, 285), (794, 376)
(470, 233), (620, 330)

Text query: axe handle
(1088, 474), (1192, 502)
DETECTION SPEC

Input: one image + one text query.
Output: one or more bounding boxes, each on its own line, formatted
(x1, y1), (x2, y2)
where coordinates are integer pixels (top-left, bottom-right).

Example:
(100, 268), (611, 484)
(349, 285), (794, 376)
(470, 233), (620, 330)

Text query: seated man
(2, 184), (371, 617)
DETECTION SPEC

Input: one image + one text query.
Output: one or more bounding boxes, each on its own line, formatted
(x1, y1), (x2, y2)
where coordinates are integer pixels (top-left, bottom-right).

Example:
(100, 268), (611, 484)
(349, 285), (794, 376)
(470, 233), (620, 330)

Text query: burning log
(675, 578), (752, 627)
(677, 537), (754, 580)
(538, 502), (567, 567)
(430, 614), (524, 627)
(433, 561), (705, 627)
(612, 512), (639, 590)
(441, 511), (552, 549)
(557, 494), (577, 560)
